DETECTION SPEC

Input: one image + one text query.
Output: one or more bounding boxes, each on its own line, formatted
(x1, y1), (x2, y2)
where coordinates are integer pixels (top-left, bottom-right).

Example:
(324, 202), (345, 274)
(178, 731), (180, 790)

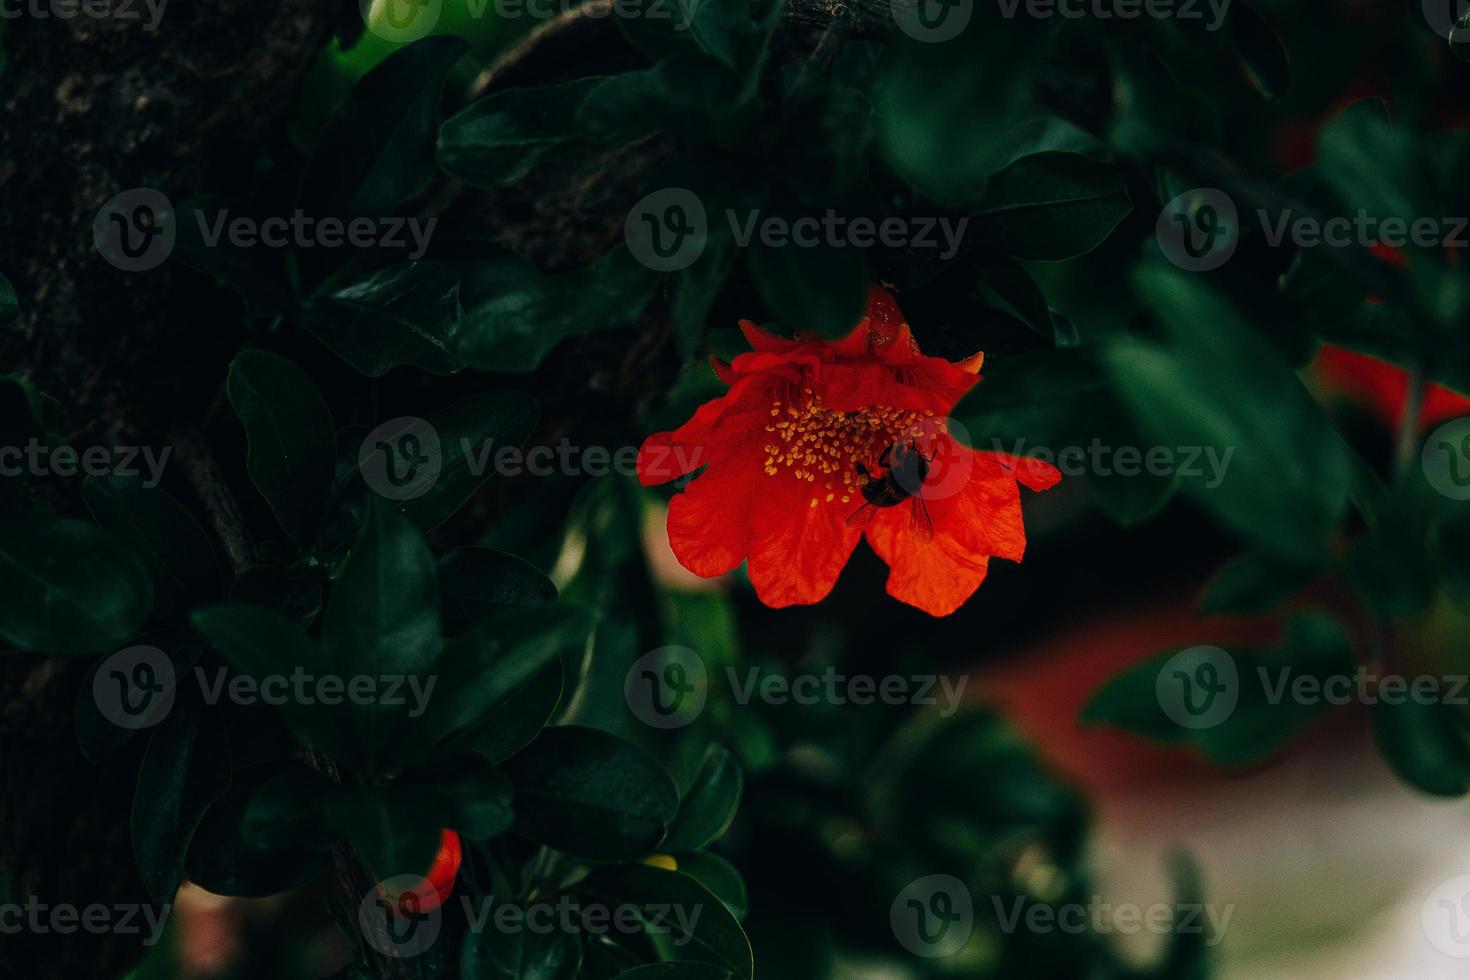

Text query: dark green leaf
(186, 763), (331, 898)
(456, 248), (662, 372)
(451, 659), (564, 765)
(132, 688), (231, 903)
(190, 603), (359, 763)
(662, 745), (742, 852)
(581, 865), (752, 979)
(439, 77), (607, 188)
(503, 726), (678, 861)
(1083, 614), (1354, 765)
(1197, 549), (1318, 616)
(83, 475), (224, 620)
(226, 350), (336, 546)
(1374, 696), (1470, 797)
(409, 606), (590, 752)
(302, 36), (468, 218)
(670, 852), (747, 921)
(0, 272), (18, 325)
(460, 919), (579, 980)
(0, 518), (152, 655)
(438, 548), (557, 633)
(303, 262), (464, 377)
(977, 152), (1131, 262)
(746, 237), (867, 338)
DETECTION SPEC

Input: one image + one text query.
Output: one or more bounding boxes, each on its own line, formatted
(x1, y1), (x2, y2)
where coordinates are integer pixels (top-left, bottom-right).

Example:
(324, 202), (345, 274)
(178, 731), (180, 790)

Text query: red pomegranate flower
(638, 285), (1060, 617)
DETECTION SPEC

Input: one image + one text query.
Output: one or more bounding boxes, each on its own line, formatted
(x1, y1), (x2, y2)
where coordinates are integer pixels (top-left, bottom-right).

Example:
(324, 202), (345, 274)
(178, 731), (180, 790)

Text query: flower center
(761, 390), (941, 507)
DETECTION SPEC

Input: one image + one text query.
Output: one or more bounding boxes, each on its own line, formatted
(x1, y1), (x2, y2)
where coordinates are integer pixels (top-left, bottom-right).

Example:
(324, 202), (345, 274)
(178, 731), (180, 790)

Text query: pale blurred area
(982, 594), (1470, 980)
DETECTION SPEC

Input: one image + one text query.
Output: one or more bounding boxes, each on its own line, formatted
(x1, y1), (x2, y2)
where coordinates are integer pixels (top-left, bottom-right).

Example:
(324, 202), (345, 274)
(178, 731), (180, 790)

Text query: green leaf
(1082, 614), (1354, 766)
(977, 152), (1131, 262)
(226, 350), (336, 546)
(456, 248), (662, 372)
(450, 659), (564, 765)
(1197, 549), (1318, 616)
(302, 36), (468, 218)
(190, 603), (359, 763)
(460, 922), (579, 980)
(325, 500), (441, 680)
(670, 851), (747, 921)
(83, 476), (224, 620)
(1374, 696), (1470, 797)
(1230, 1), (1290, 101)
(503, 726), (679, 861)
(323, 501), (440, 770)
(438, 548), (557, 633)
(0, 518), (152, 655)
(950, 347), (1176, 525)
(746, 235), (867, 338)
(1114, 267), (1350, 562)
(0, 373), (62, 446)
(581, 865), (753, 979)
(975, 259), (1051, 338)
(874, 24), (1041, 207)
(0, 272), (18, 325)
(401, 390), (541, 532)
(331, 390), (541, 540)
(171, 195), (294, 314)
(407, 605), (589, 751)
(662, 745), (742, 852)
(577, 58), (750, 146)
(132, 688), (231, 904)
(186, 763), (331, 898)
(302, 262), (464, 377)
(438, 77), (607, 188)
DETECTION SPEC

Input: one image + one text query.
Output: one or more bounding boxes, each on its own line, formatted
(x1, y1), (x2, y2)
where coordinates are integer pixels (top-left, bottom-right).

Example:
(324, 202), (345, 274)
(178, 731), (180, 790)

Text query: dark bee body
(846, 442), (934, 535)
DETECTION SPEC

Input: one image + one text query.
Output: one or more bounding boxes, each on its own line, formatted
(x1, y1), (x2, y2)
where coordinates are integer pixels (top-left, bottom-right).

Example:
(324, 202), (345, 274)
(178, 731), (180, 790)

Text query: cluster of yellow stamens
(761, 389), (941, 509)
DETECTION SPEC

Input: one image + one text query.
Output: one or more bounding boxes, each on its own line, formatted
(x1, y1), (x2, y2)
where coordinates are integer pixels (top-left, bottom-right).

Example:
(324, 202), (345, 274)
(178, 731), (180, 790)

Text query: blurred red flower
(1313, 343), (1470, 434)
(638, 285), (1060, 617)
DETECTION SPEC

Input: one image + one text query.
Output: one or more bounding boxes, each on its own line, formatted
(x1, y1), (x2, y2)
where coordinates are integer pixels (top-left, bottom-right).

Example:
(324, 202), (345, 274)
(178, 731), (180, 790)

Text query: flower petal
(665, 460), (754, 578)
(745, 481), (862, 607)
(865, 513), (991, 617)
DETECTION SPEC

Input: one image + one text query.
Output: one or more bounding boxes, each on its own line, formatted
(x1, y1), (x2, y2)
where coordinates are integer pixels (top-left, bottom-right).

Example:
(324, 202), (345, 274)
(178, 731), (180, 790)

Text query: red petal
(745, 479), (862, 607)
(739, 319), (803, 353)
(666, 459), (755, 578)
(866, 514), (991, 617)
